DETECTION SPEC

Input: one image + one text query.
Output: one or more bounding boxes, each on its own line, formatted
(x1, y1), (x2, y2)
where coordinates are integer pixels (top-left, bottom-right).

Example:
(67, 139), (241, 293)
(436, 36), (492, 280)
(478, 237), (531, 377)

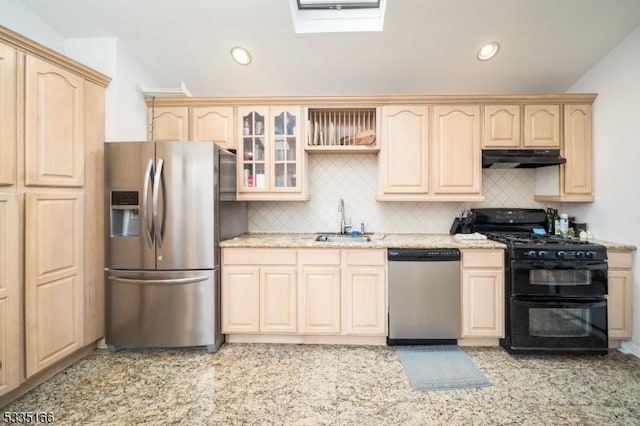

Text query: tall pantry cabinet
(0, 26), (110, 399)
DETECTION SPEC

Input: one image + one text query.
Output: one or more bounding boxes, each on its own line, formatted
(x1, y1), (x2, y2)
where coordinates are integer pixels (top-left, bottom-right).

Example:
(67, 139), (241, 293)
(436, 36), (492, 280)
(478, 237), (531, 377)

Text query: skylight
(289, 0), (386, 33)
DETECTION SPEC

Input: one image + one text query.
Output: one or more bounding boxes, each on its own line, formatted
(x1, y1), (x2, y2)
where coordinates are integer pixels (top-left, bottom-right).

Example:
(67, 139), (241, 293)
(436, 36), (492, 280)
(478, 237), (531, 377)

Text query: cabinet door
(221, 266), (260, 333)
(523, 105), (560, 148)
(379, 105), (429, 195)
(483, 105), (520, 148)
(237, 106), (269, 192)
(343, 267), (386, 335)
(191, 106), (235, 149)
(461, 269), (504, 338)
(563, 105), (593, 197)
(0, 194), (20, 395)
(260, 267), (297, 333)
(0, 42), (16, 186)
(299, 266), (341, 334)
(25, 193), (84, 377)
(270, 106), (302, 193)
(608, 269), (632, 339)
(24, 56), (84, 187)
(432, 105), (482, 195)
(149, 106), (189, 141)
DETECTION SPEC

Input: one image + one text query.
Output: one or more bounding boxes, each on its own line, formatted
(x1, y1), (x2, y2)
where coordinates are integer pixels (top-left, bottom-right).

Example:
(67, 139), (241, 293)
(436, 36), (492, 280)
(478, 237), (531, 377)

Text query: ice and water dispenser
(110, 191), (140, 237)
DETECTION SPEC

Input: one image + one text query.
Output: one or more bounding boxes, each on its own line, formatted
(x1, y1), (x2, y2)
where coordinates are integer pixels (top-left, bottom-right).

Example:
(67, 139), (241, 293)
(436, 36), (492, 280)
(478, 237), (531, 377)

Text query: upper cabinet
(483, 105), (520, 148)
(378, 104), (483, 201)
(148, 105), (235, 149)
(191, 106), (235, 150)
(149, 106), (189, 141)
(432, 105), (482, 197)
(523, 105), (560, 148)
(0, 42), (16, 186)
(535, 104), (594, 202)
(24, 56), (85, 187)
(236, 106), (308, 200)
(379, 105), (429, 195)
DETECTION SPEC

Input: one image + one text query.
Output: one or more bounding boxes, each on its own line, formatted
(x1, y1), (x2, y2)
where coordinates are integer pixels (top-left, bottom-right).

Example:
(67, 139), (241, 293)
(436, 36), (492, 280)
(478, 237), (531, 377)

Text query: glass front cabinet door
(237, 106), (306, 200)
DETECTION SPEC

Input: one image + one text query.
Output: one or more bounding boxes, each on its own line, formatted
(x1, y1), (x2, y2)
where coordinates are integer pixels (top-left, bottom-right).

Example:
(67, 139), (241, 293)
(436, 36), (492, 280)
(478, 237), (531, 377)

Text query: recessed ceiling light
(230, 47), (252, 65)
(477, 42), (500, 61)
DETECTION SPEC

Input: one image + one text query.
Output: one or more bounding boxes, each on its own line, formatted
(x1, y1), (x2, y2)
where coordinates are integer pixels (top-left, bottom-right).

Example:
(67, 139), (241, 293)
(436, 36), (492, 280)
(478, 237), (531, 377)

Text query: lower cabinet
(222, 248), (387, 339)
(460, 249), (504, 339)
(607, 250), (634, 340)
(0, 194), (20, 396)
(342, 250), (387, 336)
(221, 249), (297, 334)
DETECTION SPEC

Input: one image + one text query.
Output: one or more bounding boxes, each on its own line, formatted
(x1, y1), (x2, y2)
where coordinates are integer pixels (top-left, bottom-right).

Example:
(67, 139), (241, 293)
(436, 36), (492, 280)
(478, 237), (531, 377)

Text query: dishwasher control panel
(388, 248), (460, 261)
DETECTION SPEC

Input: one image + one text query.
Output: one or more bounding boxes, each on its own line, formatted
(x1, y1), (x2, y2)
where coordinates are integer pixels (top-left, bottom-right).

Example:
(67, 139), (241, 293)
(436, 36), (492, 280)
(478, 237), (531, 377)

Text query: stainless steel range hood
(482, 149), (566, 169)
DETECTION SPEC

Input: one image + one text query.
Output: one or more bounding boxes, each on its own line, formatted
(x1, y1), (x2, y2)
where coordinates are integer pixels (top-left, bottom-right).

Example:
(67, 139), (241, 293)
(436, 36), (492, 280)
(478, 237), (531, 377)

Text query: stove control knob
(585, 251), (595, 259)
(575, 251), (585, 258)
(525, 250), (538, 258)
(538, 251), (548, 258)
(556, 251), (566, 259)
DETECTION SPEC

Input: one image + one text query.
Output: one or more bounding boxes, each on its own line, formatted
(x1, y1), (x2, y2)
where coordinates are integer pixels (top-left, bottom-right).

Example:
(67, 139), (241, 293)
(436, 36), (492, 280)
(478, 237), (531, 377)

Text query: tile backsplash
(248, 154), (545, 233)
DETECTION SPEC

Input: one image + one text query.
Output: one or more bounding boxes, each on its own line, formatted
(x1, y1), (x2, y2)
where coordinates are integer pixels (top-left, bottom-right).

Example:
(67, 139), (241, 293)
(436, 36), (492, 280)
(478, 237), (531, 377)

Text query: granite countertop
(219, 232), (506, 250)
(220, 233), (636, 251)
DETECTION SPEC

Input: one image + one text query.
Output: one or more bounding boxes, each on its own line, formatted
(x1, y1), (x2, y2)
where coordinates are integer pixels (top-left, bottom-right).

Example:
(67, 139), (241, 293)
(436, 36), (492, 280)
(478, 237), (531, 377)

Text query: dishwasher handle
(388, 248), (460, 261)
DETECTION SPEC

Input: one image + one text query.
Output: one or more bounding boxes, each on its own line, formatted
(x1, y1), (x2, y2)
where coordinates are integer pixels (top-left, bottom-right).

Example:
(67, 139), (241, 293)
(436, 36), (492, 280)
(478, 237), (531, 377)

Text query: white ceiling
(21, 0), (640, 97)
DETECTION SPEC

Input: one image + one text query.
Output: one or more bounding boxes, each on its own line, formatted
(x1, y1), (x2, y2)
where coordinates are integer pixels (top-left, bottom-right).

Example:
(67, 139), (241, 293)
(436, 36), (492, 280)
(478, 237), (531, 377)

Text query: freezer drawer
(105, 269), (222, 351)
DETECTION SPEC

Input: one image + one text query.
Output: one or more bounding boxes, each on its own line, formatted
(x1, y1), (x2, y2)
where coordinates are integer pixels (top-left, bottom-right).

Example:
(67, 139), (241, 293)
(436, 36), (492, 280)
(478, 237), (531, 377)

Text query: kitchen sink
(314, 234), (372, 243)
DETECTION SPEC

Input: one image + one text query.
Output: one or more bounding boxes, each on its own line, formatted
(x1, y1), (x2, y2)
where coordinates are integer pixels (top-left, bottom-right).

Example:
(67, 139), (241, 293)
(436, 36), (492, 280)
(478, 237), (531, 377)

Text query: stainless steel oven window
(529, 269), (592, 286)
(529, 307), (591, 337)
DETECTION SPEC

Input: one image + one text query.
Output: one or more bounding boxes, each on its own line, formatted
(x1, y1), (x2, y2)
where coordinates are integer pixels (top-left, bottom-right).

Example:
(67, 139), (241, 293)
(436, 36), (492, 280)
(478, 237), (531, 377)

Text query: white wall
(2, 0), (156, 142)
(0, 0), (64, 50)
(566, 25), (640, 356)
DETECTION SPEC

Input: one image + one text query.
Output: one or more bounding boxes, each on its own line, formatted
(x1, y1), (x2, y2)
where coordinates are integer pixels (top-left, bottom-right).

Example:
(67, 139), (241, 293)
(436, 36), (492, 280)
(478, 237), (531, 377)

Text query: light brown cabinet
(535, 104), (594, 202)
(342, 250), (386, 336)
(25, 193), (84, 377)
(222, 248), (387, 340)
(483, 105), (521, 148)
(0, 193), (20, 396)
(432, 105), (482, 197)
(221, 249), (297, 334)
(460, 250), (504, 339)
(299, 250), (341, 334)
(191, 106), (235, 150)
(236, 106), (307, 200)
(378, 105), (483, 201)
(0, 42), (16, 186)
(379, 105), (429, 195)
(0, 26), (109, 401)
(24, 56), (85, 187)
(607, 250), (634, 340)
(148, 105), (235, 149)
(148, 106), (189, 141)
(524, 105), (560, 148)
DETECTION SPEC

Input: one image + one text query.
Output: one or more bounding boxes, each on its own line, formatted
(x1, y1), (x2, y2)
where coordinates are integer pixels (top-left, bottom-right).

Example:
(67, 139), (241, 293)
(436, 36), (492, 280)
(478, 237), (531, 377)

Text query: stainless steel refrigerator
(104, 141), (247, 352)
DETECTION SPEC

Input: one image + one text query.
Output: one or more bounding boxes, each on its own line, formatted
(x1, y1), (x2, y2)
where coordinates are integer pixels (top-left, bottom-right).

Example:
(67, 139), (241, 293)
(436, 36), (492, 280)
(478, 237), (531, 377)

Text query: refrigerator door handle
(108, 275), (209, 285)
(152, 158), (164, 248)
(142, 159), (154, 248)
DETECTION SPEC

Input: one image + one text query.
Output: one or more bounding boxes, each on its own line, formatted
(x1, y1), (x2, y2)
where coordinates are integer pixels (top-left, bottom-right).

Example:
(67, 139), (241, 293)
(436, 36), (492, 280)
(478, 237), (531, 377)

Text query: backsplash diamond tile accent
(248, 155), (545, 233)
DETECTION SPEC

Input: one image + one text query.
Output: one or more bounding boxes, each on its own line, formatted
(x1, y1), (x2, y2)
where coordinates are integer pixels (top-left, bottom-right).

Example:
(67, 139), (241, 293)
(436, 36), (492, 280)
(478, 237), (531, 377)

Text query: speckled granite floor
(3, 344), (640, 425)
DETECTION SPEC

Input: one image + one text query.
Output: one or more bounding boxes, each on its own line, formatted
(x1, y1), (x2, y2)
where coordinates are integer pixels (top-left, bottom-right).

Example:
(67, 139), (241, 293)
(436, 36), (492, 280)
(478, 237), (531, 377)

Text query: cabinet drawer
(344, 249), (386, 266)
(299, 249), (341, 265)
(461, 250), (504, 268)
(608, 251), (633, 269)
(223, 248), (296, 265)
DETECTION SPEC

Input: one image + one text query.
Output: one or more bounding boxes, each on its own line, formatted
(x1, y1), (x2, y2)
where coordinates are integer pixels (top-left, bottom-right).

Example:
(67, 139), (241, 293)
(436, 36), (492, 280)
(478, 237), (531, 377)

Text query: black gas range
(469, 208), (608, 354)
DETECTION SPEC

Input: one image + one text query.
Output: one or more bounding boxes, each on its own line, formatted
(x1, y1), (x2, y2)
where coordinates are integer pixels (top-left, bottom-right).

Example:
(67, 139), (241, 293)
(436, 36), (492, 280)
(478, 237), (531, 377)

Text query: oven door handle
(515, 298), (607, 308)
(515, 260), (607, 270)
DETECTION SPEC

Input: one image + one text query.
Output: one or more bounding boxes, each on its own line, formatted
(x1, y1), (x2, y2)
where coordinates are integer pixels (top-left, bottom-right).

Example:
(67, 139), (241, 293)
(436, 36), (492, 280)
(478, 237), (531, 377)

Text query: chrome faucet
(338, 198), (351, 234)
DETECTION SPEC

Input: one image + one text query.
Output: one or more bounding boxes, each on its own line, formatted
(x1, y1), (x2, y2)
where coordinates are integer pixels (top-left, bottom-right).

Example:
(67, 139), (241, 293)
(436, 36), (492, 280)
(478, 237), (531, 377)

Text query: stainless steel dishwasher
(387, 248), (461, 345)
